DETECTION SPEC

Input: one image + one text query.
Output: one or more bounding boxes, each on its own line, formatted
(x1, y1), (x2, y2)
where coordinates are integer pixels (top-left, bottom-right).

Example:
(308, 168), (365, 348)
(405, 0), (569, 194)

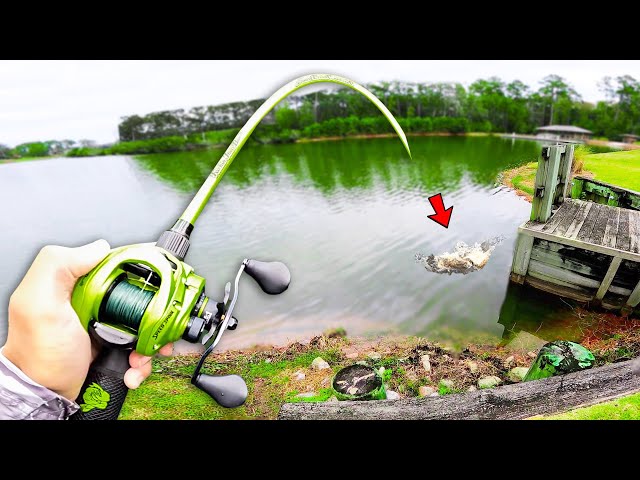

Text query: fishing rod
(69, 73), (411, 420)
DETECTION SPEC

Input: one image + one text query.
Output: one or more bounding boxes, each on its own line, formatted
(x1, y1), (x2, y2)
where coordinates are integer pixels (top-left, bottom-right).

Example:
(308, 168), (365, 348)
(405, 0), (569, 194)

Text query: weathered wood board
(510, 145), (640, 313)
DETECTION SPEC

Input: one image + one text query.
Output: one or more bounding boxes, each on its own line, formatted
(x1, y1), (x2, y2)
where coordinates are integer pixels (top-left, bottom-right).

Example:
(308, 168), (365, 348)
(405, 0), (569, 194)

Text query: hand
(3, 240), (173, 402)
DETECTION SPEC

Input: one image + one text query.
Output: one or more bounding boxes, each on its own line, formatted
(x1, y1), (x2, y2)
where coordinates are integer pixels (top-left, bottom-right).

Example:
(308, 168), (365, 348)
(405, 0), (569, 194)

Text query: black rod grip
(69, 347), (131, 420)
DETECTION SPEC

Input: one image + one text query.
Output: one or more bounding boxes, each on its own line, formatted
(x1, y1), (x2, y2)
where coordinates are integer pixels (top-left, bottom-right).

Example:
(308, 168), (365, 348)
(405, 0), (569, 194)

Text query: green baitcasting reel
(69, 74), (411, 420)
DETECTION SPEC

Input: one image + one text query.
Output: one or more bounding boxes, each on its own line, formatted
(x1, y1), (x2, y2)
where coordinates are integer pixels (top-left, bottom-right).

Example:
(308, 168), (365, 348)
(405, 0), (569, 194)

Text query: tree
(0, 143), (11, 159)
(538, 75), (580, 125)
(275, 104), (298, 130)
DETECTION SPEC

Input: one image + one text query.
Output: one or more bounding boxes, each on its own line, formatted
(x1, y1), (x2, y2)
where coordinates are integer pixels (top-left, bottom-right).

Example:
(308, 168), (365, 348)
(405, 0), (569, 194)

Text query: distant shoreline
(0, 131), (498, 165)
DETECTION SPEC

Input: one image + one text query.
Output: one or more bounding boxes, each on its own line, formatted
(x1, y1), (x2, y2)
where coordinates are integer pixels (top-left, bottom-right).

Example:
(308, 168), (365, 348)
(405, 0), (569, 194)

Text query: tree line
(2, 74), (638, 160)
(117, 74), (640, 142)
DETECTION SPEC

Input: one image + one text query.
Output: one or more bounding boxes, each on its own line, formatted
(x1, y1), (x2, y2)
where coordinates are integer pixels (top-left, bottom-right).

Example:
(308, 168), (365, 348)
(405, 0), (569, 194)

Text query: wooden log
(278, 358), (640, 420)
(595, 257), (622, 300)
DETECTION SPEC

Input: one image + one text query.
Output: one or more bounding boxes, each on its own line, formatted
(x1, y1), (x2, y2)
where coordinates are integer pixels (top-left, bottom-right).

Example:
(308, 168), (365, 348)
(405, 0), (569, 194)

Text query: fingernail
(129, 371), (145, 389)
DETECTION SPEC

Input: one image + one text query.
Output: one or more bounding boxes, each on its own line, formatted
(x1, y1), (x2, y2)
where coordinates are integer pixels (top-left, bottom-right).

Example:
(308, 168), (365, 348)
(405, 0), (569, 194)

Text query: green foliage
(67, 147), (102, 157)
(114, 74), (640, 144)
(275, 105), (298, 130)
(13, 141), (50, 157)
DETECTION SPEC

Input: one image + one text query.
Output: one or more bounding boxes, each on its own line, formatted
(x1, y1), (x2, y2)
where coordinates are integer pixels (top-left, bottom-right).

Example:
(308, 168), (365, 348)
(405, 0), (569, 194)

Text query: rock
(265, 358), (272, 363)
(418, 386), (437, 397)
(367, 351), (381, 360)
(439, 378), (455, 390)
(378, 366), (385, 375)
(420, 354), (432, 373)
(467, 361), (479, 374)
(346, 352), (359, 359)
(467, 385), (477, 392)
(293, 370), (305, 381)
(385, 390), (400, 400)
(311, 357), (330, 370)
(295, 392), (317, 398)
(527, 351), (537, 359)
(508, 367), (529, 383)
(478, 375), (502, 389)
(504, 355), (515, 368)
(327, 396), (339, 403)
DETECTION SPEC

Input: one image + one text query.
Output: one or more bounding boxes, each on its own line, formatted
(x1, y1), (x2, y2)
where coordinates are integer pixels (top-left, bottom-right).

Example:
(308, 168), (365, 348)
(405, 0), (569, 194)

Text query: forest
(2, 74), (638, 159)
(116, 74), (640, 142)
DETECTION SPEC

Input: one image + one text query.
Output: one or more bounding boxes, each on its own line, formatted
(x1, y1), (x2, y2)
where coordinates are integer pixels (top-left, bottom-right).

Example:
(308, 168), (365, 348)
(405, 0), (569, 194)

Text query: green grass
(581, 149), (640, 191)
(510, 163), (537, 196)
(544, 392), (640, 420)
(504, 148), (640, 196)
(119, 347), (344, 420)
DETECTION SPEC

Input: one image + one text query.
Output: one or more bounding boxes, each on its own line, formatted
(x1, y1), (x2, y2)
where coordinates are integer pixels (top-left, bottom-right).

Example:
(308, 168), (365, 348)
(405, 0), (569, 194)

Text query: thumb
(65, 239), (111, 279)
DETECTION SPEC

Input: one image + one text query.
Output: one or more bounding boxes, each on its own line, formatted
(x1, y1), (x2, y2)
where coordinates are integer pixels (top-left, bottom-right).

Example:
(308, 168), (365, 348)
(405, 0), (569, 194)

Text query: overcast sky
(1, 60), (639, 147)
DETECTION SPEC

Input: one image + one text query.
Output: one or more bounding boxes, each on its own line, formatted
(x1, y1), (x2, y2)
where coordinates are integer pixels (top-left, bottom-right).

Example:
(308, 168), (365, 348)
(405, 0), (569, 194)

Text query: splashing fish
(415, 236), (505, 275)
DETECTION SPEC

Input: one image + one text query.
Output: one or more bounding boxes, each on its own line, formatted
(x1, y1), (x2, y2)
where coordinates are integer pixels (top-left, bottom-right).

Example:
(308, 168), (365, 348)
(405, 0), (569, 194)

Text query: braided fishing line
(103, 280), (155, 330)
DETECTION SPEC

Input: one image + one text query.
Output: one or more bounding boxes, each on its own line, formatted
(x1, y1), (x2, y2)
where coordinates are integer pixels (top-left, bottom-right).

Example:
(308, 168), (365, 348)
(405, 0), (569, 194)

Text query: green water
(1, 136), (572, 351)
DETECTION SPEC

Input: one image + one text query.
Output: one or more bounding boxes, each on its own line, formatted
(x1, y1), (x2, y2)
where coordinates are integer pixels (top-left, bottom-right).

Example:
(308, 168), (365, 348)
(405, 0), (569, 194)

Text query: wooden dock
(510, 144), (640, 315)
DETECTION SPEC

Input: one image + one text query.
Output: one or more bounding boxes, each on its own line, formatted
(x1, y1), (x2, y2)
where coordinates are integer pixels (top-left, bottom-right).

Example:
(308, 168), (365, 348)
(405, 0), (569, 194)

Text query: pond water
(0, 136), (575, 351)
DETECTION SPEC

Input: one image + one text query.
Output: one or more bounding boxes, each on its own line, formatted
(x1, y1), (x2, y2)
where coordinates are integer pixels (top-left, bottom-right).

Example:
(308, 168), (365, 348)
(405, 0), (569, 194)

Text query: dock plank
(587, 203), (612, 246)
(629, 210), (640, 254)
(565, 202), (593, 239)
(616, 209), (631, 252)
(577, 203), (603, 242)
(603, 208), (620, 249)
(542, 200), (579, 234)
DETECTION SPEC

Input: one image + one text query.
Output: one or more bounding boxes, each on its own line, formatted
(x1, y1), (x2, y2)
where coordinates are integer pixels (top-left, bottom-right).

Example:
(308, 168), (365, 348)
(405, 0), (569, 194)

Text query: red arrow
(427, 193), (453, 228)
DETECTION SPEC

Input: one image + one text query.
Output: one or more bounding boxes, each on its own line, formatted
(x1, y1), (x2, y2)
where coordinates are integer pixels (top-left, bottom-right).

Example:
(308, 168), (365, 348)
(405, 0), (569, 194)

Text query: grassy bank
(542, 392), (640, 420)
(502, 147), (640, 199)
(120, 312), (640, 420)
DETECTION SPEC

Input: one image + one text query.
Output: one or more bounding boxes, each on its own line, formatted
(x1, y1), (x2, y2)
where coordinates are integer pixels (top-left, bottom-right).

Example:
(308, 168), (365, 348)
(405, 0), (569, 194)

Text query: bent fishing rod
(69, 73), (411, 420)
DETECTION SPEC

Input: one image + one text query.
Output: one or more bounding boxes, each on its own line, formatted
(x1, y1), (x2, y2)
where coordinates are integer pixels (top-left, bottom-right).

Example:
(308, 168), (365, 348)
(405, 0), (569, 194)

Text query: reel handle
(69, 346), (131, 420)
(244, 259), (290, 295)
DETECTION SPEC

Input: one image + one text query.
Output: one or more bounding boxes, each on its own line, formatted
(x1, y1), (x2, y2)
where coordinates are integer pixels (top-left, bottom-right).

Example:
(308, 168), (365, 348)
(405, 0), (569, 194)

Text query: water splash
(415, 235), (505, 275)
